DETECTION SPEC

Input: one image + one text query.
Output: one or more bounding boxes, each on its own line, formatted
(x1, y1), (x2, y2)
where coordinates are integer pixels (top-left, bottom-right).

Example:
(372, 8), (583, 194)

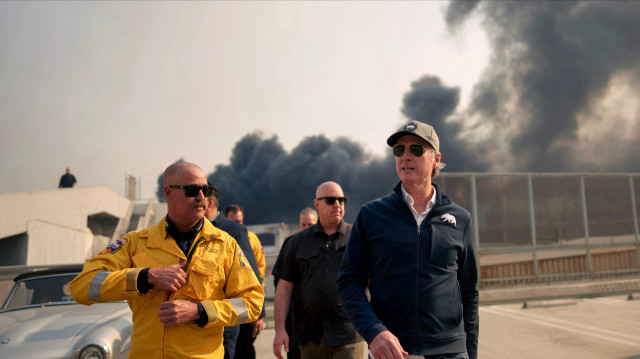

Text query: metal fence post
(527, 175), (539, 279)
(579, 176), (592, 274)
(471, 174), (480, 282)
(629, 175), (640, 265)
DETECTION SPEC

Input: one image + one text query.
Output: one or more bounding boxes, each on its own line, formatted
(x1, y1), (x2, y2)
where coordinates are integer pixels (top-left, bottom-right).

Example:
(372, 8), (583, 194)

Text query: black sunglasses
(169, 185), (215, 198)
(316, 196), (347, 205)
(392, 144), (429, 157)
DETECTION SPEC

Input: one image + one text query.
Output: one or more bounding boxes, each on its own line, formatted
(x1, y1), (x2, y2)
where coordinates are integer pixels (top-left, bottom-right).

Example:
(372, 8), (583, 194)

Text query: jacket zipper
(414, 204), (448, 351)
(165, 236), (205, 301)
(397, 186), (452, 352)
(162, 236), (206, 358)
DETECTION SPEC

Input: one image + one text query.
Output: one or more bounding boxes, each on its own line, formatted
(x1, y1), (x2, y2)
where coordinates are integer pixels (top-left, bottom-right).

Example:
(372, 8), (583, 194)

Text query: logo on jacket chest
(440, 213), (457, 227)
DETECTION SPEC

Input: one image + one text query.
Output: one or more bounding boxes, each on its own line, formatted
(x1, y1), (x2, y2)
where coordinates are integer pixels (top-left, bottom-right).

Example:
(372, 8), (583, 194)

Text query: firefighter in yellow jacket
(70, 162), (264, 358)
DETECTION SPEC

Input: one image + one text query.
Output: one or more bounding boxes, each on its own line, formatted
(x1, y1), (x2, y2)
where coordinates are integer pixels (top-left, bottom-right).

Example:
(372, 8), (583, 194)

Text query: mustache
(189, 200), (208, 210)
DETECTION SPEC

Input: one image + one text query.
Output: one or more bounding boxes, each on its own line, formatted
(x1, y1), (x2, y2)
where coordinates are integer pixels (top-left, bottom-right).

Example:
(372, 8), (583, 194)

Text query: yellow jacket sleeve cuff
(201, 300), (219, 324)
(125, 268), (144, 293)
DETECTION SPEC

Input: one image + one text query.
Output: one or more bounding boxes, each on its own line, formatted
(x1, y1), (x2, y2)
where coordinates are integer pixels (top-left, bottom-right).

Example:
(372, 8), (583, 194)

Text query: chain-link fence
(437, 173), (640, 286)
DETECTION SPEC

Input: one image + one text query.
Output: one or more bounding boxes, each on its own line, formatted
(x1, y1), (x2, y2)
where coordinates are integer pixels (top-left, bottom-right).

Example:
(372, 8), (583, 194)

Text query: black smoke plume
(202, 78), (465, 225)
(401, 75), (490, 172)
(157, 1), (640, 224)
(446, 0), (640, 172)
(205, 133), (396, 225)
(157, 77), (476, 224)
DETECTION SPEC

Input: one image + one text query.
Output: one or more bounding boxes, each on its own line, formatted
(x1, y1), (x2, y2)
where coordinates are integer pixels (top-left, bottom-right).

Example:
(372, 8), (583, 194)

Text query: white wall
(26, 220), (92, 265)
(0, 187), (132, 265)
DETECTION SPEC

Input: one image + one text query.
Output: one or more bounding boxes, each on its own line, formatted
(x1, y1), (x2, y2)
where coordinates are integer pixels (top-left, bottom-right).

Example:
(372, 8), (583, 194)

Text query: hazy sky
(0, 1), (488, 200)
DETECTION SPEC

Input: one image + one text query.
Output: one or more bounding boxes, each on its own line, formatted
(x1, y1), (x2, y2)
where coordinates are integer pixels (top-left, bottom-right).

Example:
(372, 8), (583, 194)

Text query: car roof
(13, 264), (85, 282)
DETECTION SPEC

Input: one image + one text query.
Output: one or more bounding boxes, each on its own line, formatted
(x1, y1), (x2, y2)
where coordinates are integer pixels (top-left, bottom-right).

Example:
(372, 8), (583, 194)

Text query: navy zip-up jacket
(337, 182), (479, 359)
(211, 214), (266, 319)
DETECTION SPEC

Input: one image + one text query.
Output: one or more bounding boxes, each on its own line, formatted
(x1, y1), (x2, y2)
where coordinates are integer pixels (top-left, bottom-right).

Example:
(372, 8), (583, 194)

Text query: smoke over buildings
(158, 1), (640, 224)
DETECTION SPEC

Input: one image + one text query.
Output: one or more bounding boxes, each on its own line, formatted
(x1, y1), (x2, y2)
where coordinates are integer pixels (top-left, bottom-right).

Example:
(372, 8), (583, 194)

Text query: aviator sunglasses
(316, 196), (347, 205)
(392, 144), (431, 157)
(169, 185), (215, 197)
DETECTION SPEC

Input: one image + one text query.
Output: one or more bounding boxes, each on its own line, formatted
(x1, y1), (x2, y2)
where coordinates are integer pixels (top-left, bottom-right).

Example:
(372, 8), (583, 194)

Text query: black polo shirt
(272, 220), (362, 347)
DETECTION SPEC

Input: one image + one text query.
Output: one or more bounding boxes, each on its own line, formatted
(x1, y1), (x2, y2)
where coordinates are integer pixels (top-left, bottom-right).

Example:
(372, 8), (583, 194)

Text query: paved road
(478, 294), (640, 359)
(255, 294), (640, 359)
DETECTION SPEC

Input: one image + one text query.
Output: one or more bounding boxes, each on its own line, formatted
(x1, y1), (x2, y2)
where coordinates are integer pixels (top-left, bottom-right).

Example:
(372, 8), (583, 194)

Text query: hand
(158, 299), (199, 326)
(272, 329), (289, 359)
(252, 318), (265, 338)
(148, 261), (187, 291)
(369, 331), (408, 359)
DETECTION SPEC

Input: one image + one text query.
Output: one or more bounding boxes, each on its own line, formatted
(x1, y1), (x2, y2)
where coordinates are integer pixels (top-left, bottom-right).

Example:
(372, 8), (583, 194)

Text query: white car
(0, 265), (132, 359)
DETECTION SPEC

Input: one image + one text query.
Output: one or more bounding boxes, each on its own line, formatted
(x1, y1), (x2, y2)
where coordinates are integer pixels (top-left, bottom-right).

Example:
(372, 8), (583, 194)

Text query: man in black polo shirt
(272, 181), (363, 359)
(272, 207), (318, 359)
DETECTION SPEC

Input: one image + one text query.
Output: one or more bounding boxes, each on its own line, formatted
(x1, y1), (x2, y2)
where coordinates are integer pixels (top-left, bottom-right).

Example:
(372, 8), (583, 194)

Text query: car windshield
(2, 273), (78, 311)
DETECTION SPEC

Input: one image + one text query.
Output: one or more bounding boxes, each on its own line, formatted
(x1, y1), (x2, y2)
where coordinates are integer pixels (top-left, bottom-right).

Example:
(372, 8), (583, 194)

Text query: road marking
(495, 306), (640, 341)
(590, 297), (631, 304)
(480, 306), (640, 348)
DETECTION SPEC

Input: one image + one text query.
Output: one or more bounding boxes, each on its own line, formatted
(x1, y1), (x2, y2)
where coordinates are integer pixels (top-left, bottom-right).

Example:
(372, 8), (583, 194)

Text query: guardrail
(481, 248), (640, 285)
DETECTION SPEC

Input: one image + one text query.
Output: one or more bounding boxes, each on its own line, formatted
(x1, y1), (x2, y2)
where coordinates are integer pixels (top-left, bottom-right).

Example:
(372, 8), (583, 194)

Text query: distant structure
(0, 187), (164, 266)
(124, 173), (140, 200)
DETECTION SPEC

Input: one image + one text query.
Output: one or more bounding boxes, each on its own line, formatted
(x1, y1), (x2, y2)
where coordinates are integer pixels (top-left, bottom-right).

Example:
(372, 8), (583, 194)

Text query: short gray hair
(430, 151), (446, 178)
(300, 207), (318, 217)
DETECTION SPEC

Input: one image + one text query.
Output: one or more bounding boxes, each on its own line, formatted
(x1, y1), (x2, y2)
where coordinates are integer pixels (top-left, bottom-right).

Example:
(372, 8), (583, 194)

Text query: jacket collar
(141, 216), (218, 251)
(165, 216), (203, 241)
(210, 211), (227, 226)
(392, 181), (451, 209)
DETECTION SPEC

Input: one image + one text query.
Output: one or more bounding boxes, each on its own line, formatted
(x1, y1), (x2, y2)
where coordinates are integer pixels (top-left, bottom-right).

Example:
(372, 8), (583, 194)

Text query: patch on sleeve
(99, 238), (128, 255)
(238, 248), (253, 271)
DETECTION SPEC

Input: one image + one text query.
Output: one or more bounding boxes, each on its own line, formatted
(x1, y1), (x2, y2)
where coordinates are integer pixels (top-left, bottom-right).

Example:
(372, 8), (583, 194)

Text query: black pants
(234, 323), (256, 359)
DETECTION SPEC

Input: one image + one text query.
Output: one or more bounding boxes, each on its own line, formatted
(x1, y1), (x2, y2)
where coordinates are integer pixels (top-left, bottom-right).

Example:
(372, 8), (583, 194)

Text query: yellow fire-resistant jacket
(247, 231), (266, 284)
(69, 218), (264, 358)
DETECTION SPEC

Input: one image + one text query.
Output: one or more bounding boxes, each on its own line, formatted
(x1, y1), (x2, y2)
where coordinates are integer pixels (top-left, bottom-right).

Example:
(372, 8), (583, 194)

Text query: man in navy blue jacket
(205, 184), (264, 359)
(337, 121), (479, 359)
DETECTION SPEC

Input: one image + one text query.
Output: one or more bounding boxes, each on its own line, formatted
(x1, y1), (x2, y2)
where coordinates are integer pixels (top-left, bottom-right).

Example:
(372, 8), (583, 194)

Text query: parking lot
(256, 293), (640, 359)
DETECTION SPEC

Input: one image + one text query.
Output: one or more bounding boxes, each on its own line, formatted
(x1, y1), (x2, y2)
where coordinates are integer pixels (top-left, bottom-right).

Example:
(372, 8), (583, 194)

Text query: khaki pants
(299, 337), (365, 359)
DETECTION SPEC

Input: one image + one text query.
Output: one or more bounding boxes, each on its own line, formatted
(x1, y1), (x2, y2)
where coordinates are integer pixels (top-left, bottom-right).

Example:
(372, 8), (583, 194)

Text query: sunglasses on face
(316, 196), (347, 205)
(169, 185), (215, 197)
(392, 144), (432, 157)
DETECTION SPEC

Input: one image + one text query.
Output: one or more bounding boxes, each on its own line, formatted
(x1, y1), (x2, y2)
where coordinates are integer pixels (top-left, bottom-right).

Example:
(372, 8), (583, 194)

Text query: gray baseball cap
(386, 120), (440, 152)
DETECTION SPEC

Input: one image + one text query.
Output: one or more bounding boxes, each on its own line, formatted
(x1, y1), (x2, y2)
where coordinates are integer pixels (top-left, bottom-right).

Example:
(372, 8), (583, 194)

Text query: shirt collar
(165, 215), (204, 240)
(401, 184), (436, 215)
(313, 220), (346, 234)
